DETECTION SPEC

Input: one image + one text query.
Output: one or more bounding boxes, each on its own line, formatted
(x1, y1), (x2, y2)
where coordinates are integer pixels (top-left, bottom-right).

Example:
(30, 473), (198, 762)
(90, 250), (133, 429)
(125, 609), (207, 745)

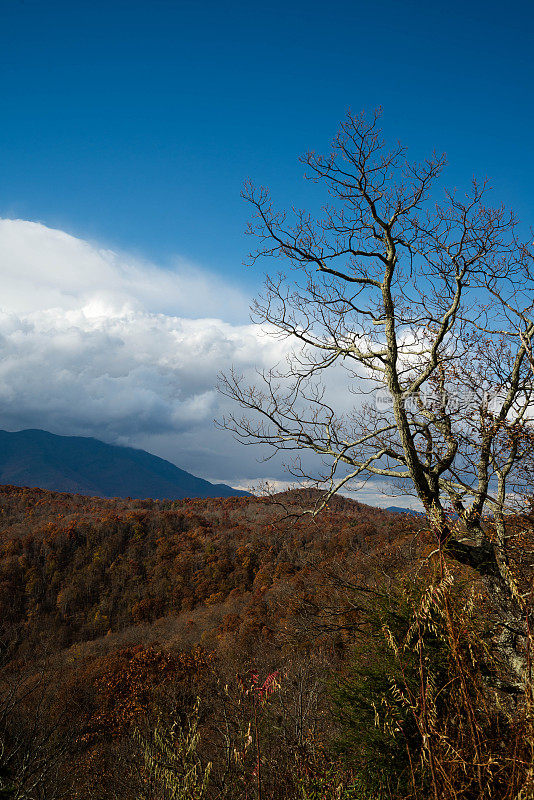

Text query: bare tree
(220, 109), (534, 686)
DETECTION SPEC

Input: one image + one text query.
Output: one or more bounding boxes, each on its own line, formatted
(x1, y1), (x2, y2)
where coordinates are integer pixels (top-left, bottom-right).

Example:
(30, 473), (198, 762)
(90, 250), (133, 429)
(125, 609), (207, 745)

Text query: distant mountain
(0, 429), (249, 499)
(385, 505), (461, 520)
(385, 505), (425, 516)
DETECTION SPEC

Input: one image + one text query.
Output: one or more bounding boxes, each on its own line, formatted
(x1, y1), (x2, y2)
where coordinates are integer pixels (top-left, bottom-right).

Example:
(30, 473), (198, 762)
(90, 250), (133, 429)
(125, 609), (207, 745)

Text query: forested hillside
(0, 485), (415, 657)
(1, 485), (533, 799)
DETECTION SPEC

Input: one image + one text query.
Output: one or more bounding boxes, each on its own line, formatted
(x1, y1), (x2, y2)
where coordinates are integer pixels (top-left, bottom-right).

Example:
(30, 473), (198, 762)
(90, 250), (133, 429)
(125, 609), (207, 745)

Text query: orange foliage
(84, 644), (213, 739)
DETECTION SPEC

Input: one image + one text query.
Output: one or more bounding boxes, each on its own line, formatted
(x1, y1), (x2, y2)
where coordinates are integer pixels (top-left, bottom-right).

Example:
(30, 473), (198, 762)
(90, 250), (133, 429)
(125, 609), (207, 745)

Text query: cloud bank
(0, 219), (250, 321)
(0, 218), (413, 507)
(0, 219), (294, 485)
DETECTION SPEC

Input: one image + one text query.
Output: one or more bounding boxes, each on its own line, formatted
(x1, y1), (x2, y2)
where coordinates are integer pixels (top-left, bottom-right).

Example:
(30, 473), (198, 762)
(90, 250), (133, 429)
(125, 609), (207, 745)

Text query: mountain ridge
(0, 428), (248, 499)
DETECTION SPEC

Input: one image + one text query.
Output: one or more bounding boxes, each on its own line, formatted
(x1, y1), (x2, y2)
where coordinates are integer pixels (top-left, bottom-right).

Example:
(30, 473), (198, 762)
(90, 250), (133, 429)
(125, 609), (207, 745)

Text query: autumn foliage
(1, 484), (534, 798)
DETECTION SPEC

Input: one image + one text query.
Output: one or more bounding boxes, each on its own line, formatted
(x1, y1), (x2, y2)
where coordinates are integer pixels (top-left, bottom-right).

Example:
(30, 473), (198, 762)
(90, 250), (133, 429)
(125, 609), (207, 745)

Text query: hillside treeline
(0, 485), (533, 799)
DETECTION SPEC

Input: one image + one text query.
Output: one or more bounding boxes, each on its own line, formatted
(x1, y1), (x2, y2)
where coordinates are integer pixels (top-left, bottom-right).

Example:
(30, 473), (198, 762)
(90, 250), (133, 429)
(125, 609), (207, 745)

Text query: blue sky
(1, 0), (533, 290)
(0, 0), (532, 503)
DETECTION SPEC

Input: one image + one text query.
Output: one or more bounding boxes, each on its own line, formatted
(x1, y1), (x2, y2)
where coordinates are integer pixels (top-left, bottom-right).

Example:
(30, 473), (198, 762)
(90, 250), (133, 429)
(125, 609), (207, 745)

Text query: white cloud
(0, 218), (414, 507)
(0, 218), (250, 321)
(0, 218), (293, 482)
